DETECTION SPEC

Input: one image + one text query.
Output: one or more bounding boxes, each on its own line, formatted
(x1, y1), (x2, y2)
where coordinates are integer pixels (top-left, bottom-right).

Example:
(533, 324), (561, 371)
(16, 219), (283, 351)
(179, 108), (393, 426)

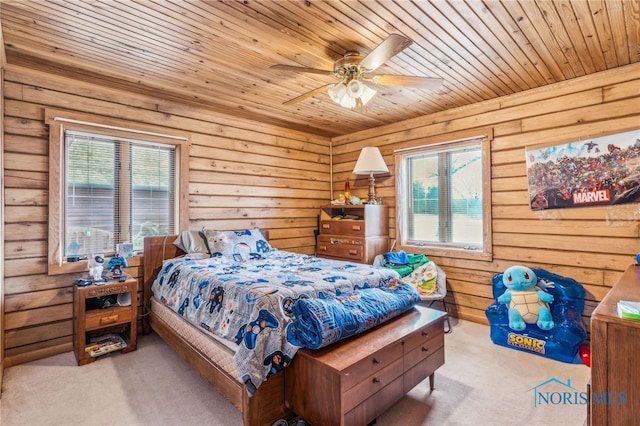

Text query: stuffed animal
(497, 265), (555, 331)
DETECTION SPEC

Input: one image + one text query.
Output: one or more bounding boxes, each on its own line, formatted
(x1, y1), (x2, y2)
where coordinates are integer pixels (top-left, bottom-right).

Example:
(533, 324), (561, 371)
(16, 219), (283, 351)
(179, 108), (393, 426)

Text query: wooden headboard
(142, 235), (182, 333)
(141, 230), (270, 333)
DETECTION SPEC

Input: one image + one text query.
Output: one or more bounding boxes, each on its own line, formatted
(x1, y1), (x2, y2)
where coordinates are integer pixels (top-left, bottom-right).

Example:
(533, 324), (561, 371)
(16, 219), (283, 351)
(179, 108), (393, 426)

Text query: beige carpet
(1, 318), (590, 426)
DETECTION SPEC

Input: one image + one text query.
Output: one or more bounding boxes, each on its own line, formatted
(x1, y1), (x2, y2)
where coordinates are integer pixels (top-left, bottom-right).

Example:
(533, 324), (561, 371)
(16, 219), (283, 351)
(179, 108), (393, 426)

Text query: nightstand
(73, 275), (138, 365)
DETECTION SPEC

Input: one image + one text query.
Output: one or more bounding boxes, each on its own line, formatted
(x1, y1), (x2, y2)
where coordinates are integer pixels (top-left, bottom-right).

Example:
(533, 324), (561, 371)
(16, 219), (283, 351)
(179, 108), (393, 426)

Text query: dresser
(316, 204), (389, 264)
(285, 305), (446, 426)
(589, 264), (640, 425)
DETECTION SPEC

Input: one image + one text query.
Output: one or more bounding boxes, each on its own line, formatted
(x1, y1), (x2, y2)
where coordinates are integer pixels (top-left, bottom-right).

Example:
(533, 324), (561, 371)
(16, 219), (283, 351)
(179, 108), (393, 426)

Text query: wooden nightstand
(73, 275), (138, 365)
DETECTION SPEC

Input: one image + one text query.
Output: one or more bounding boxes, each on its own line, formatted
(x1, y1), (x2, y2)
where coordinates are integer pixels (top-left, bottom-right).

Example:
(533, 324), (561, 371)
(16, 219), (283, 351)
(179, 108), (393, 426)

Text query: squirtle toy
(497, 265), (555, 331)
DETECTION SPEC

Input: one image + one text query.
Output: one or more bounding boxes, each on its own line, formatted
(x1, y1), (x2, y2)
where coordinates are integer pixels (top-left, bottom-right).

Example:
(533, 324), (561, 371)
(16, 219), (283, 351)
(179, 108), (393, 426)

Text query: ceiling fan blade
(369, 74), (443, 90)
(283, 84), (333, 105)
(359, 34), (413, 71)
(270, 64), (334, 76)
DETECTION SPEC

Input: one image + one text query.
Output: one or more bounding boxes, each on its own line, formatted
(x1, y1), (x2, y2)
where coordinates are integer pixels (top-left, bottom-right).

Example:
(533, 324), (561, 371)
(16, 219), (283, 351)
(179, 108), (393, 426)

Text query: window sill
(47, 255), (143, 276)
(48, 260), (90, 276)
(397, 244), (493, 262)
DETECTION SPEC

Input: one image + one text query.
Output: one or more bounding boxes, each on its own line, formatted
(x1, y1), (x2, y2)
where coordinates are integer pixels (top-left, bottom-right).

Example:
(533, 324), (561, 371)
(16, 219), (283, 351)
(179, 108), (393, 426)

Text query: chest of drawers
(316, 204), (389, 264)
(589, 264), (640, 425)
(285, 305), (446, 426)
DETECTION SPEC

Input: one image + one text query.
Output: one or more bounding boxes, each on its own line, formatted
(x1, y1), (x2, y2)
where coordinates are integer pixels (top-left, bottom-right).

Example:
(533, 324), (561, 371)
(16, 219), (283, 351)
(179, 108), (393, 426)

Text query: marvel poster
(526, 129), (640, 211)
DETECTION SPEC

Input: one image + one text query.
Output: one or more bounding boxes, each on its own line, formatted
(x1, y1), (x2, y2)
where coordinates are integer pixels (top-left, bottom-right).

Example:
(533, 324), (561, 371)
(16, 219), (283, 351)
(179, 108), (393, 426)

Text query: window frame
(394, 129), (493, 261)
(46, 109), (190, 275)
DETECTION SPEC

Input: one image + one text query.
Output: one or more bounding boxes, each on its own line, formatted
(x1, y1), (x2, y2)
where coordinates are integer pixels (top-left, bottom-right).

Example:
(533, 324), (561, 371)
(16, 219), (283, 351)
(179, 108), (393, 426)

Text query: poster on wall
(526, 129), (640, 211)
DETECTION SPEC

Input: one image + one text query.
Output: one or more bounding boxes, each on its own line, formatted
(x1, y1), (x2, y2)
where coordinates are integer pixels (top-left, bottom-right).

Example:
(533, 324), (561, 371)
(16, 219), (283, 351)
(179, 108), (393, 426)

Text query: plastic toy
(497, 265), (554, 331)
(579, 344), (591, 367)
(88, 254), (105, 281)
(106, 254), (128, 279)
(486, 267), (587, 364)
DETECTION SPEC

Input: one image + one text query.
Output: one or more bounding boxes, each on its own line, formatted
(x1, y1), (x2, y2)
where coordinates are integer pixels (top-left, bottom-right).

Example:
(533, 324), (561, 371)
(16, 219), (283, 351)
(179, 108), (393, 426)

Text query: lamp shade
(353, 147), (389, 175)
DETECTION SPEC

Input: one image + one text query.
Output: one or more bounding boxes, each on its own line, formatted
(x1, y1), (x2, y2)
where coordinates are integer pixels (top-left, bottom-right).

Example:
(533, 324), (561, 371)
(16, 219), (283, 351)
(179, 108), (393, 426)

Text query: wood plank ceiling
(1, 0), (639, 137)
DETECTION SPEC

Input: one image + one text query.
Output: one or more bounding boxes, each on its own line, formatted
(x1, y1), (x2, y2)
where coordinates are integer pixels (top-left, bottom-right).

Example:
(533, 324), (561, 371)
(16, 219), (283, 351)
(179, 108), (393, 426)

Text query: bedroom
(1, 1), (639, 425)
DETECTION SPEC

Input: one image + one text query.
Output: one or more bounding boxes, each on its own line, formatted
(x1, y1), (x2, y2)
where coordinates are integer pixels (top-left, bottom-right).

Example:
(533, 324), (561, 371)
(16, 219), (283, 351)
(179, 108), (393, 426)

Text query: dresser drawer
(317, 236), (364, 261)
(344, 376), (404, 426)
(404, 320), (445, 371)
(85, 307), (133, 331)
(404, 346), (445, 393)
(320, 220), (365, 236)
(343, 356), (404, 413)
(404, 318), (445, 354)
(342, 340), (403, 391)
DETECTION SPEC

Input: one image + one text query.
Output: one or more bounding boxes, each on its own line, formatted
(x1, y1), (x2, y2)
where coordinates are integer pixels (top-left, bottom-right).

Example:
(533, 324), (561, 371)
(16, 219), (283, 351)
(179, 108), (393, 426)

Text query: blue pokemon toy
(486, 267), (587, 364)
(497, 265), (555, 331)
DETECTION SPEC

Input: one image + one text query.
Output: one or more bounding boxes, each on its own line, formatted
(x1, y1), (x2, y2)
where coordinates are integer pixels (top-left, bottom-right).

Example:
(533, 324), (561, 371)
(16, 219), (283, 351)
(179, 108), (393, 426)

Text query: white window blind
(64, 130), (176, 257)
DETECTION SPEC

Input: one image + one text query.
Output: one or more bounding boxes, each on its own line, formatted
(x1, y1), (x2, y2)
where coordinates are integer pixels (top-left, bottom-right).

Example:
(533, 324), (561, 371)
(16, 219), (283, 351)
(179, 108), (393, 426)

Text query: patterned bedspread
(151, 250), (402, 395)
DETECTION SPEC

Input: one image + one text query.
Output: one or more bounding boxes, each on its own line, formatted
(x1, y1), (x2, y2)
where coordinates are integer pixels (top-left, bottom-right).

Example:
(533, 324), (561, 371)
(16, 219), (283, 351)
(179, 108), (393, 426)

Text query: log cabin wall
(2, 65), (330, 366)
(0, 19), (6, 386)
(332, 62), (640, 327)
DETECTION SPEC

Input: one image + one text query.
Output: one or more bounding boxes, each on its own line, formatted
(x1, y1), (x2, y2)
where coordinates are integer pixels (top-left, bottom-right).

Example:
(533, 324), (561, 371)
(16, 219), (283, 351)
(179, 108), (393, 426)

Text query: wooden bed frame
(142, 233), (292, 426)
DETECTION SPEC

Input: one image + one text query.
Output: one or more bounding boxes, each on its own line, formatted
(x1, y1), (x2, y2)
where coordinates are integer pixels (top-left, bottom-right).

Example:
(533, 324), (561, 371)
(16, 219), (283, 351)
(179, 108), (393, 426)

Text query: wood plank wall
(332, 62), (640, 328)
(0, 19), (6, 387)
(2, 65), (330, 366)
(2, 62), (639, 366)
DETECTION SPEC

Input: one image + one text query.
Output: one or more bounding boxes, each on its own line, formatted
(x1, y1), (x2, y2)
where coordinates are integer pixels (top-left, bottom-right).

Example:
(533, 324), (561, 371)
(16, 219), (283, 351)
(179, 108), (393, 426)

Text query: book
(85, 333), (127, 357)
(617, 300), (640, 321)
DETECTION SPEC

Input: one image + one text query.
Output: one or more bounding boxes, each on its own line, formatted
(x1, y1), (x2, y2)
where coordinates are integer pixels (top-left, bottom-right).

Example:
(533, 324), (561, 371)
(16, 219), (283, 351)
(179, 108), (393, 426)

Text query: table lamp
(353, 147), (389, 204)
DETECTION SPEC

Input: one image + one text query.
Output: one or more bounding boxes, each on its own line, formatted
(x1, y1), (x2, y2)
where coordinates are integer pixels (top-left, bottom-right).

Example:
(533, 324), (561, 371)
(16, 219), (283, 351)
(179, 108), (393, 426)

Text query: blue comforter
(151, 249), (404, 395)
(287, 283), (420, 349)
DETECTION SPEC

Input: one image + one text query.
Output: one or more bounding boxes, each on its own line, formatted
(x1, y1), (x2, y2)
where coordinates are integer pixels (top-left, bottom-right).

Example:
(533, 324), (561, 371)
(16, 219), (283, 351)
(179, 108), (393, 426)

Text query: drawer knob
(422, 331), (429, 337)
(372, 378), (380, 384)
(422, 347), (430, 353)
(372, 358), (380, 365)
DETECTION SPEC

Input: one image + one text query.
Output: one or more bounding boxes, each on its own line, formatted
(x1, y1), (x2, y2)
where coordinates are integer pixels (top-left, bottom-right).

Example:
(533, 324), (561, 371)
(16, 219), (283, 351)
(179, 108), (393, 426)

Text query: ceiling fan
(271, 34), (443, 109)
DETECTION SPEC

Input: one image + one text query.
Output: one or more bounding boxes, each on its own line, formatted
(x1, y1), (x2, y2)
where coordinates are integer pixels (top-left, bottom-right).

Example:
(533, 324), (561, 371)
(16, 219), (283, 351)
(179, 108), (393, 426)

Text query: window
(65, 131), (175, 256)
(47, 110), (189, 275)
(396, 133), (492, 260)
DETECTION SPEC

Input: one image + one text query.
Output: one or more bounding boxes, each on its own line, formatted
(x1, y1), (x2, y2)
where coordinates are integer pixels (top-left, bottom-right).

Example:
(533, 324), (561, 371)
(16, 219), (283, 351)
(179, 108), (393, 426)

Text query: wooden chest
(285, 305), (446, 426)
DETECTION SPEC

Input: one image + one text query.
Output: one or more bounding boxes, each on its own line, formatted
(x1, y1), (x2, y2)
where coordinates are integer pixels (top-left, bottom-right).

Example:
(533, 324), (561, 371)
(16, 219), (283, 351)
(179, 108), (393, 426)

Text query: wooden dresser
(589, 264), (640, 425)
(316, 204), (389, 264)
(285, 305), (446, 426)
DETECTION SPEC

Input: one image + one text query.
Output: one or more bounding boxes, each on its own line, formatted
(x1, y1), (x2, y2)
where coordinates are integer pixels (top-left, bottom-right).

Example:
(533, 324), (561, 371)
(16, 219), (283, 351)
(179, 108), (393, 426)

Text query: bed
(142, 229), (420, 426)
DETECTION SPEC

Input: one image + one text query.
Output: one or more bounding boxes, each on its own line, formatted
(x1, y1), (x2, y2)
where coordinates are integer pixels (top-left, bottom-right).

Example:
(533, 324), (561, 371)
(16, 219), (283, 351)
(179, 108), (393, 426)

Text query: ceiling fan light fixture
(347, 80), (365, 98)
(328, 83), (347, 103)
(274, 35), (441, 107)
(359, 85), (377, 106)
(328, 80), (377, 109)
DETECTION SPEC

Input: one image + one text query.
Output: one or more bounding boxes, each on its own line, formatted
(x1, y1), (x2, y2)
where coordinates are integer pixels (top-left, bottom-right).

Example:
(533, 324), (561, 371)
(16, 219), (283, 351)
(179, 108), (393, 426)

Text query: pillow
(172, 230), (209, 254)
(203, 228), (272, 261)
